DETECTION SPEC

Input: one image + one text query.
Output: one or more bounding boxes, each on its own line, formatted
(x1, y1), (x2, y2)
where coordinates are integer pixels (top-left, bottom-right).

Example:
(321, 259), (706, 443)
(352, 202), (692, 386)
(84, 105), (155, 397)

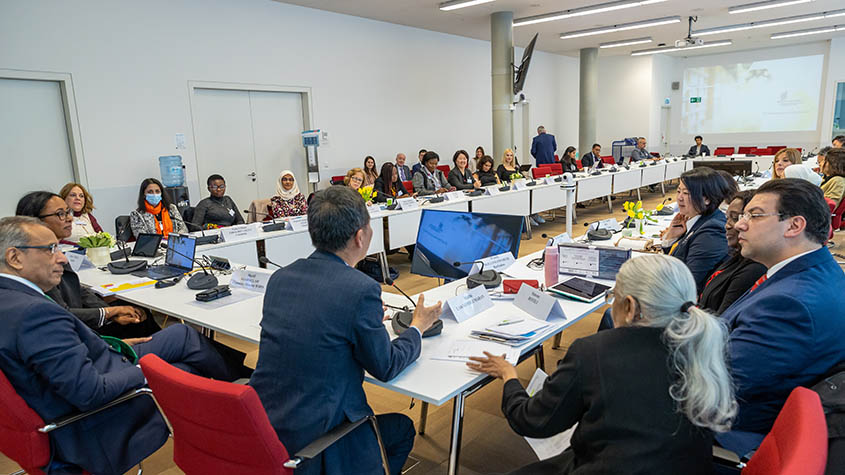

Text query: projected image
(682, 54), (824, 134)
(410, 210), (523, 279)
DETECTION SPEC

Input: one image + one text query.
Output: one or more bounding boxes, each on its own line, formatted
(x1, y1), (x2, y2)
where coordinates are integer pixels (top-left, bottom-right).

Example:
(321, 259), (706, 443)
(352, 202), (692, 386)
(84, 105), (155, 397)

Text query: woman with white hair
(468, 254), (736, 474)
(269, 170), (307, 218)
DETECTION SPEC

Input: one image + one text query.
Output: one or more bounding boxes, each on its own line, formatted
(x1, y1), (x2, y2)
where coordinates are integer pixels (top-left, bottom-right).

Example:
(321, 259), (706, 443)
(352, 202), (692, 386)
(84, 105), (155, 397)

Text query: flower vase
(86, 246), (111, 266)
(636, 218), (645, 235)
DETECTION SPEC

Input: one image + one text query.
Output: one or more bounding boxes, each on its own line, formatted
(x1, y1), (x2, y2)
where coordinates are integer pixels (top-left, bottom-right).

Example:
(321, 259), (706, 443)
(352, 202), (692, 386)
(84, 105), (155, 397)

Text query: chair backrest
(330, 175), (345, 185)
(831, 197), (845, 230)
(549, 163), (563, 175)
(738, 146), (756, 155)
(114, 215), (134, 242)
(575, 159), (583, 169)
(714, 147), (735, 156)
(139, 354), (291, 475)
(768, 146), (787, 154)
(436, 165), (451, 176)
(601, 155), (616, 165)
(0, 367), (50, 474)
(180, 206), (195, 224)
(531, 168), (548, 179)
(247, 198), (273, 223)
(402, 180), (414, 193)
(743, 387), (828, 475)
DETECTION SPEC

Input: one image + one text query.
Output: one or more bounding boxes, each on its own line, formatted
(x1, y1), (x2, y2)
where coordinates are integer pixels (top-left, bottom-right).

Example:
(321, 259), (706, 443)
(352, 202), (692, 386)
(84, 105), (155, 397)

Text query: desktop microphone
(452, 260), (502, 289)
(243, 210), (287, 232)
(107, 221), (147, 275)
(655, 197), (674, 216)
(165, 245), (219, 290)
(259, 256), (283, 269)
(181, 220), (221, 245)
(384, 278), (442, 337)
(583, 221), (612, 241)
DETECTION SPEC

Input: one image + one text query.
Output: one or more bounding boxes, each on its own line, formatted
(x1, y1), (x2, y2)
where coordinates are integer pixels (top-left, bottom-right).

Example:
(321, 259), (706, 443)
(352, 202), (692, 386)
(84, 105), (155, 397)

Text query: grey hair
(307, 186), (369, 253)
(0, 216), (41, 268)
(615, 254), (737, 432)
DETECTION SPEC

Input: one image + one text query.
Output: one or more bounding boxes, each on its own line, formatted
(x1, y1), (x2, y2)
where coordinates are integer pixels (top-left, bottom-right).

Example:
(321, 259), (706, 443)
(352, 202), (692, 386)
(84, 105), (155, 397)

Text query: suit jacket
(447, 167), (476, 190)
(687, 144), (711, 157)
(250, 251), (422, 475)
(411, 162), (423, 177)
(395, 164), (412, 182)
(629, 147), (652, 163)
(373, 176), (409, 202)
(0, 277), (167, 475)
(46, 262), (108, 330)
(502, 326), (712, 474)
(580, 151), (603, 169)
(720, 247), (845, 434)
(664, 210), (729, 292)
(531, 133), (557, 165)
(698, 253), (766, 315)
(412, 169), (449, 196)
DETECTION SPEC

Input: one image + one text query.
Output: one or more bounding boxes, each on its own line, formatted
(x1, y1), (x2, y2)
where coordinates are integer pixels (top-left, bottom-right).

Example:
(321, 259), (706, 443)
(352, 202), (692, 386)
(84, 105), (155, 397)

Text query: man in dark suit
(410, 148), (426, 177)
(687, 135), (711, 157)
(394, 153), (412, 182)
(250, 186), (442, 475)
(717, 179), (845, 456)
(0, 216), (238, 474)
(530, 126), (557, 166)
(580, 143), (604, 169)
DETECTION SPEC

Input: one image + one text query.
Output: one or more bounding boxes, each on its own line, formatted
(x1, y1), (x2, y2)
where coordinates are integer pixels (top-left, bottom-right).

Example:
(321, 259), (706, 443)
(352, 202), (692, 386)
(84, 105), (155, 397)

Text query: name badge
(514, 285), (567, 321)
(469, 252), (515, 275)
(396, 197), (419, 210)
(441, 285), (494, 323)
(485, 186), (500, 196)
(221, 224), (259, 242)
(287, 215), (309, 232)
(444, 191), (464, 201)
(229, 268), (272, 293)
(228, 208), (235, 217)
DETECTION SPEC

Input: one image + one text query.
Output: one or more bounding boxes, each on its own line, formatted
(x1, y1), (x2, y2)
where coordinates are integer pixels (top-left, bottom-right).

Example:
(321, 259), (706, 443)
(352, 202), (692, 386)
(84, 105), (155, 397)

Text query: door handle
(247, 172), (256, 182)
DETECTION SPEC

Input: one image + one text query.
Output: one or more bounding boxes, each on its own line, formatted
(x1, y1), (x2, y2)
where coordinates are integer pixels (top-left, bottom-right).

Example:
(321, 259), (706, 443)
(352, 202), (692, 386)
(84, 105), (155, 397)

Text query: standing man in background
(395, 153), (412, 182)
(530, 126), (557, 166)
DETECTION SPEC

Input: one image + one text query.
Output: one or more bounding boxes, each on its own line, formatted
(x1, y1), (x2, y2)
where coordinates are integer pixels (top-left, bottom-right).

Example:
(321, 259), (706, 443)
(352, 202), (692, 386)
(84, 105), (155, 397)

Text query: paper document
(489, 318), (550, 337)
(523, 368), (576, 460)
(433, 339), (519, 364)
(94, 278), (156, 296)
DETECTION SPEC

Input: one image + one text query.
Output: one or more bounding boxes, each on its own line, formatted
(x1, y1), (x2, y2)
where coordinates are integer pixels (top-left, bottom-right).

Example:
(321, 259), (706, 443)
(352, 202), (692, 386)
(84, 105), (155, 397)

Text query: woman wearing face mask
(129, 178), (187, 238)
(698, 191), (766, 315)
(269, 170), (308, 218)
(770, 148), (802, 180)
(60, 182), (103, 244)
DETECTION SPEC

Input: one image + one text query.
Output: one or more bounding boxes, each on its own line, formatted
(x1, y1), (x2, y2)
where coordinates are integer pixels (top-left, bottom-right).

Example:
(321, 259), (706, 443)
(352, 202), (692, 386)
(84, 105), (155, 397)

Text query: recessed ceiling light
(770, 24), (842, 39)
(599, 37), (654, 48)
(560, 16), (681, 39)
(630, 40), (733, 56)
(729, 0), (814, 15)
(514, 0), (667, 27)
(694, 8), (845, 36)
(439, 0), (495, 12)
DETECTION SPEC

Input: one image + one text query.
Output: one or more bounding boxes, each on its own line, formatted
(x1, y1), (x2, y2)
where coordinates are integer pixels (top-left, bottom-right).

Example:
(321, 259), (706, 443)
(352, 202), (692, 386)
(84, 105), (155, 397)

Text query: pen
(497, 319), (524, 326)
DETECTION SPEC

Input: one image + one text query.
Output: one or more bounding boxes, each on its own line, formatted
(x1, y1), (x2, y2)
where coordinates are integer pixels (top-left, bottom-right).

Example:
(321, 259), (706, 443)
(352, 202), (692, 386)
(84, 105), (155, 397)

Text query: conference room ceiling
(276, 0), (845, 56)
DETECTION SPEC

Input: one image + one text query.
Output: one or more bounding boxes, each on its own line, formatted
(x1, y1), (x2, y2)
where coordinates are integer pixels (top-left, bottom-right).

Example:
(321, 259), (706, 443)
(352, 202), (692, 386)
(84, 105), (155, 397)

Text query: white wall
(596, 55), (654, 150)
(0, 0), (577, 231)
(820, 37), (845, 143)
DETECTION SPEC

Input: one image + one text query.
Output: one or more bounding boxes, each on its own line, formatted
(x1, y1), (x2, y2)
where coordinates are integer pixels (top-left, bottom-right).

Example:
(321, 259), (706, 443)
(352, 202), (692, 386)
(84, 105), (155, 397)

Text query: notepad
(433, 339), (519, 364)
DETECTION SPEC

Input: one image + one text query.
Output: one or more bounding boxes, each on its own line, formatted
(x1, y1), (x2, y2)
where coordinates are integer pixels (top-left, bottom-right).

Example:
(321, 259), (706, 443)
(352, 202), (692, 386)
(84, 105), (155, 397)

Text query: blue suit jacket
(250, 251), (422, 475)
(687, 144), (711, 157)
(531, 133), (557, 165)
(720, 248), (845, 434)
(580, 152), (603, 169)
(664, 210), (729, 292)
(0, 277), (167, 474)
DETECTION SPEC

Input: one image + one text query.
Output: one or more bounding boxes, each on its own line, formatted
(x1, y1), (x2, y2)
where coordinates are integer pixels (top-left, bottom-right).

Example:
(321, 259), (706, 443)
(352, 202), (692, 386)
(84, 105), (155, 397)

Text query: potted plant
(78, 232), (116, 266)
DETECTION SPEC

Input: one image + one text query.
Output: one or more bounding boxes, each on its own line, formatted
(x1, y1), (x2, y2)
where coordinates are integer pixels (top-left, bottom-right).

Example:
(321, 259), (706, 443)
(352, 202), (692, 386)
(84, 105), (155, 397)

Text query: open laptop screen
(165, 234), (196, 270)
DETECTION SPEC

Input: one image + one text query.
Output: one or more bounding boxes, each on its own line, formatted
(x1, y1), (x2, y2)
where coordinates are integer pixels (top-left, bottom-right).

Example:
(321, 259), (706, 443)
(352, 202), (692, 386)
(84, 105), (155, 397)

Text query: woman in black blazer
(699, 190), (766, 314)
(373, 162), (410, 202)
(448, 149), (481, 191)
(469, 255), (736, 474)
(474, 156), (501, 186)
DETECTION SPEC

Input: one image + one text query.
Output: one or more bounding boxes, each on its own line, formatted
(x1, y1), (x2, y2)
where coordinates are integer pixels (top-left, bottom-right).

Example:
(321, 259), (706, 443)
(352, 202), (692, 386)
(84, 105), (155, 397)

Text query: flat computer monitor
(411, 210), (524, 279)
(165, 234), (197, 270)
(132, 233), (162, 257)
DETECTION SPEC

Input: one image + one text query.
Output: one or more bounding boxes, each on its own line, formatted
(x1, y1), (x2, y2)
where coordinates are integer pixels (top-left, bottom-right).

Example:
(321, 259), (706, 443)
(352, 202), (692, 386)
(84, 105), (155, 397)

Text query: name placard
(485, 186), (500, 196)
(367, 204), (383, 218)
(444, 191), (465, 201)
(229, 268), (272, 293)
(221, 224), (259, 243)
(547, 232), (573, 246)
(469, 252), (515, 275)
(287, 215), (309, 232)
(514, 285), (567, 321)
(441, 285), (494, 323)
(65, 251), (94, 272)
(512, 179), (528, 191)
(544, 176), (558, 185)
(396, 197), (420, 210)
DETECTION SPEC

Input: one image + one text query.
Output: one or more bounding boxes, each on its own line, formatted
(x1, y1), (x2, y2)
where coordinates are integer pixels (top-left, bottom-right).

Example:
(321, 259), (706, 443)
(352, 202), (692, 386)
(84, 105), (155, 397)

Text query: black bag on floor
(357, 258), (399, 283)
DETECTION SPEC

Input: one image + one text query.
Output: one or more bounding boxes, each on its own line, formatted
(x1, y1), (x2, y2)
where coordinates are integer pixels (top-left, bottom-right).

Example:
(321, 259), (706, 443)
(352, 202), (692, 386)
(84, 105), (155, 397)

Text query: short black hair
(206, 174), (225, 186)
(592, 143), (600, 149)
(694, 135), (703, 141)
(715, 170), (739, 203)
(418, 149), (427, 155)
(136, 178), (173, 212)
(307, 186), (369, 253)
(680, 167), (730, 215)
(422, 151), (440, 165)
(731, 190), (756, 208)
(833, 135), (845, 145)
(16, 191), (62, 218)
(756, 178), (829, 245)
(452, 149), (469, 164)
(819, 146), (832, 158)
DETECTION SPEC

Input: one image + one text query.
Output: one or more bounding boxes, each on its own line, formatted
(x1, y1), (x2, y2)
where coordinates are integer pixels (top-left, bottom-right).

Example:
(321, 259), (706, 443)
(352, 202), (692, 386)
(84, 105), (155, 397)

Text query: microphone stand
(107, 221), (148, 274)
(162, 242), (218, 290)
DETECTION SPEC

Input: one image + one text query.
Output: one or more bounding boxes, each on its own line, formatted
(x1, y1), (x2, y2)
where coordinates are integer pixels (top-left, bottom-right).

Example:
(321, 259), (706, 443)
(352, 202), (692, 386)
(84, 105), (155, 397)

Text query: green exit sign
(690, 97), (702, 103)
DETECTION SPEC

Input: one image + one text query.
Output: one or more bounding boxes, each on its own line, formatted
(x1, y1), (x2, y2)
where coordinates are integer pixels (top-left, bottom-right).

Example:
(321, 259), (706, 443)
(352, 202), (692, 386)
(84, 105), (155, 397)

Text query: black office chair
(180, 206), (195, 224)
(114, 215), (133, 242)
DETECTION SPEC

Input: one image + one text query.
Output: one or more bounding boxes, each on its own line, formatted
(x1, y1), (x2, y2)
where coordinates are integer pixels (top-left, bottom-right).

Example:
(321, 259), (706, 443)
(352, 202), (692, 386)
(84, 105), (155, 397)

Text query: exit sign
(690, 97), (702, 103)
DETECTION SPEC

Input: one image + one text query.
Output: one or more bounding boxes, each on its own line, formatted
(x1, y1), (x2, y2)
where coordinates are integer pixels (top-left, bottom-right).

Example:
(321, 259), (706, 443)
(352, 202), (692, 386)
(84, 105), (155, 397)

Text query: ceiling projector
(675, 37), (705, 48)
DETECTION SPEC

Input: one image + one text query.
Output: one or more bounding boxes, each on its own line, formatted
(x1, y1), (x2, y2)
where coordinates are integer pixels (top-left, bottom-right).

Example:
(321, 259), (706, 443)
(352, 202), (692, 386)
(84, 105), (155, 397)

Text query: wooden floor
(12, 183), (841, 474)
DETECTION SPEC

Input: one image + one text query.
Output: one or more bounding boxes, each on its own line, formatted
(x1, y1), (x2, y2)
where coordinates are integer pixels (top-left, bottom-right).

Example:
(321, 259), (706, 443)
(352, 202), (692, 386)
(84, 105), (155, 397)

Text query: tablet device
(132, 233), (163, 257)
(548, 277), (611, 303)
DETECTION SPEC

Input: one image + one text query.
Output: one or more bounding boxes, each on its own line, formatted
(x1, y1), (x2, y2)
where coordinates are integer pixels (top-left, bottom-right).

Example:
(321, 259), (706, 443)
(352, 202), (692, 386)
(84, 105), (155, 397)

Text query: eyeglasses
(38, 208), (72, 220)
(605, 293), (615, 305)
(208, 185), (226, 190)
(349, 176), (363, 183)
(16, 243), (60, 255)
(737, 212), (783, 223)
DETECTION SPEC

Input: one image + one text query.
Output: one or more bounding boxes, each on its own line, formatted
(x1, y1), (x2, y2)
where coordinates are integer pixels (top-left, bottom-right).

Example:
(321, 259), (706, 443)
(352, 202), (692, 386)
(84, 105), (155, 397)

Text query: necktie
(749, 274), (768, 292)
(668, 241), (680, 256)
(399, 167), (405, 181)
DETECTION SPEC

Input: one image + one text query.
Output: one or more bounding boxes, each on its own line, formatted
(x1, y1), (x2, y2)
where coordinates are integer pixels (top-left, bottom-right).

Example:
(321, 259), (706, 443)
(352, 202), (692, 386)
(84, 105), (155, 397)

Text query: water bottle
(544, 246), (559, 288)
(158, 155), (184, 187)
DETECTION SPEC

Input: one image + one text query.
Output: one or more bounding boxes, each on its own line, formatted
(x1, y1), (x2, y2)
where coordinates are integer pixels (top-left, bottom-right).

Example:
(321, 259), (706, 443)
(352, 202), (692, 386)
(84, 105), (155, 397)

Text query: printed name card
(485, 186), (500, 196)
(396, 197), (420, 211)
(221, 224), (259, 243)
(229, 268), (272, 293)
(590, 218), (621, 233)
(512, 179), (528, 191)
(366, 204), (383, 218)
(65, 251), (94, 272)
(544, 176), (558, 185)
(469, 252), (516, 276)
(514, 285), (567, 321)
(444, 191), (465, 201)
(287, 215), (309, 232)
(547, 233), (573, 246)
(441, 285), (494, 323)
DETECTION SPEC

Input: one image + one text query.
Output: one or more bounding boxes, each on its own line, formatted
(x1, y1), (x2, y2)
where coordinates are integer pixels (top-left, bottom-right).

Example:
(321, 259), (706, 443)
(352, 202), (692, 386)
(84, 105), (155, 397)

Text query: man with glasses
(715, 179), (845, 456)
(0, 216), (241, 474)
(192, 174), (245, 228)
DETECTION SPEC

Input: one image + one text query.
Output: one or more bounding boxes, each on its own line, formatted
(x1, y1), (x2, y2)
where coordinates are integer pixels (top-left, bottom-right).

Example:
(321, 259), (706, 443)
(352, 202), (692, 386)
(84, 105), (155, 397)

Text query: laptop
(146, 234), (197, 280)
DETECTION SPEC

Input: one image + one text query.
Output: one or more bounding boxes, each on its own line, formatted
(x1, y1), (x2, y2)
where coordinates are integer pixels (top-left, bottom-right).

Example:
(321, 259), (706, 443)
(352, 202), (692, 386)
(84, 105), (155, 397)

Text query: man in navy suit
(0, 216), (237, 474)
(687, 135), (711, 157)
(717, 179), (845, 456)
(410, 148), (426, 177)
(250, 186), (442, 475)
(530, 125), (557, 166)
(580, 143), (604, 169)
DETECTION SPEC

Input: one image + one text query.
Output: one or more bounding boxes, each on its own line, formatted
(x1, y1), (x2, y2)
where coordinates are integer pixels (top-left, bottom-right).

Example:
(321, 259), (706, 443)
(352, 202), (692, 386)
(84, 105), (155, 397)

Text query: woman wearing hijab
(129, 177), (188, 238)
(269, 170), (308, 218)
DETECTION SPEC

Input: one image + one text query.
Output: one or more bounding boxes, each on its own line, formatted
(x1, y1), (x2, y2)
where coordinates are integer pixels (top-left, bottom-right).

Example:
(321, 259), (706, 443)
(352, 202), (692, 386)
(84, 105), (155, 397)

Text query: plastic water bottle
(158, 155), (184, 187)
(544, 246), (559, 288)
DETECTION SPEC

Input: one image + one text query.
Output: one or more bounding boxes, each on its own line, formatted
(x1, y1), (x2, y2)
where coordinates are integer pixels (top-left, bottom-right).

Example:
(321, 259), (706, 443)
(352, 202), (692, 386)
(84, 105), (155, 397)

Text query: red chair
(768, 146), (787, 154)
(827, 197), (845, 231)
(531, 168), (549, 179)
(714, 147), (736, 156)
(0, 367), (151, 475)
(402, 180), (414, 193)
(139, 354), (391, 475)
(545, 163), (563, 175)
(738, 146), (756, 155)
(601, 155), (616, 165)
(575, 159), (583, 170)
(742, 387), (827, 475)
(436, 165), (451, 176)
(554, 154), (559, 162)
(330, 175), (345, 185)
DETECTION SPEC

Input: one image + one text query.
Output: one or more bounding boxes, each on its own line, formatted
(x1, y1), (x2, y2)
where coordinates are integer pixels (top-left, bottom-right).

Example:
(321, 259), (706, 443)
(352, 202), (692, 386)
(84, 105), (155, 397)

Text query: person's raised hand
(410, 294), (442, 333)
(663, 213), (688, 241)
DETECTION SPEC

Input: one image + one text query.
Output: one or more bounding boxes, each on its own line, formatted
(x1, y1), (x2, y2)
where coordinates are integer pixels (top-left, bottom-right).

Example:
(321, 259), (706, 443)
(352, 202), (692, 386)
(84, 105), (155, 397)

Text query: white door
(248, 91), (306, 198)
(0, 78), (74, 216)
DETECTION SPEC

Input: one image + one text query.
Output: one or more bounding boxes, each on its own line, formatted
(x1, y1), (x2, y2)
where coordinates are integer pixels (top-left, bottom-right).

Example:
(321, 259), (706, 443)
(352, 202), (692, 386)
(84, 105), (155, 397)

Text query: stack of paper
(469, 318), (551, 346)
(432, 339), (520, 364)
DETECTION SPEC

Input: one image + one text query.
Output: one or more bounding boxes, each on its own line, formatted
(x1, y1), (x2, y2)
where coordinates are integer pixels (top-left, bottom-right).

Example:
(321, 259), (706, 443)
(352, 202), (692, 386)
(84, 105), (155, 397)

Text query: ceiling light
(694, 8), (845, 36)
(631, 40), (733, 56)
(514, 0), (667, 27)
(771, 24), (842, 39)
(729, 0), (814, 15)
(560, 16), (681, 39)
(599, 37), (654, 48)
(439, 0), (495, 11)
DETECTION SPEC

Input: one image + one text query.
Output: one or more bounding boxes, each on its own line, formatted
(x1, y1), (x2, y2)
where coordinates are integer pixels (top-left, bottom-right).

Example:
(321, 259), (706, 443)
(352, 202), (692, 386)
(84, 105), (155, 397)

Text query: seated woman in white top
(60, 182), (103, 244)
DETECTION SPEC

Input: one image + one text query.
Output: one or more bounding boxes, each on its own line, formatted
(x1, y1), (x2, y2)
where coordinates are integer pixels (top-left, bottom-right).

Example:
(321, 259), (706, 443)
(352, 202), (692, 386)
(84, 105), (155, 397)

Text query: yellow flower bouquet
(358, 185), (377, 203)
(622, 200), (662, 235)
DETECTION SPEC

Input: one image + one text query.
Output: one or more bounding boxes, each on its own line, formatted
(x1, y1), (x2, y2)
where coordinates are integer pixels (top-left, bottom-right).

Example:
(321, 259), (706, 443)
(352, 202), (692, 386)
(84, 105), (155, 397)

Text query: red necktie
(749, 274), (768, 292)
